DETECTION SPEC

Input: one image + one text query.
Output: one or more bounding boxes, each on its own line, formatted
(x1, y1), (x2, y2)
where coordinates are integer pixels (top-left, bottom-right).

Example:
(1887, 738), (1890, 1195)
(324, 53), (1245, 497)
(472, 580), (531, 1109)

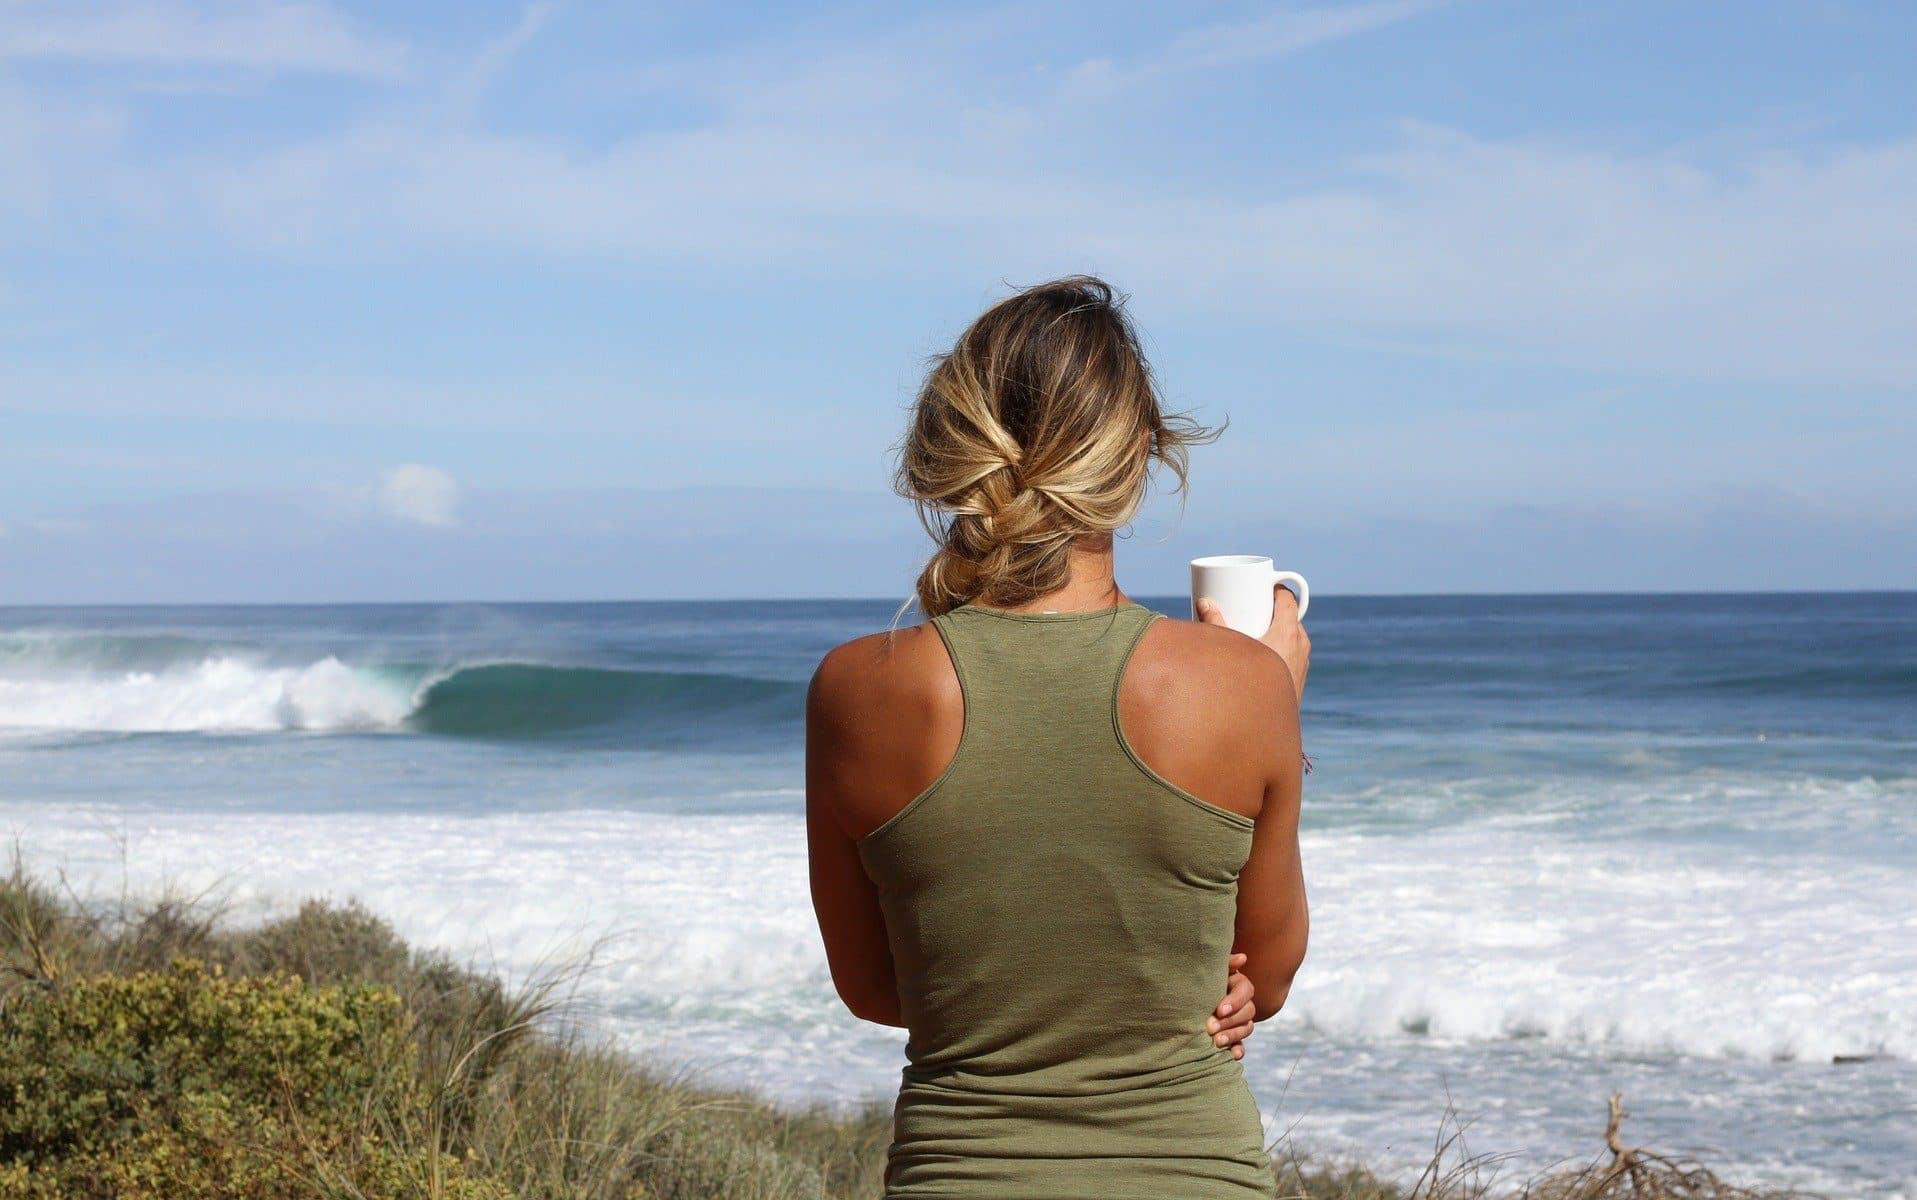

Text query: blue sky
(1, 0), (1913, 602)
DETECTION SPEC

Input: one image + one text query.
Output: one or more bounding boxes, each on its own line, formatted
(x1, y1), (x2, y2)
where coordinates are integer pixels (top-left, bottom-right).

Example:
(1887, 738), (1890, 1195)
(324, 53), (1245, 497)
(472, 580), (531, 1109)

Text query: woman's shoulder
(807, 622), (965, 835)
(1133, 614), (1294, 699)
(807, 622), (961, 733)
(1119, 616), (1297, 821)
(1126, 616), (1297, 752)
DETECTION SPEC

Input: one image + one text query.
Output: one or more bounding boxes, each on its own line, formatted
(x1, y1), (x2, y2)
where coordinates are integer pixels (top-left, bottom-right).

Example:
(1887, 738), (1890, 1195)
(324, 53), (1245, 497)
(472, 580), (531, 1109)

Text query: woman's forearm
(1241, 895), (1309, 1021)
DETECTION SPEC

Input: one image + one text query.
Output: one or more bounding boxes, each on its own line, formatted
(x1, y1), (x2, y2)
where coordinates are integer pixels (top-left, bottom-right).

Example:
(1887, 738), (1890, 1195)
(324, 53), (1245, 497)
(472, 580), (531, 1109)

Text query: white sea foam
(1291, 828), (1917, 1064)
(0, 655), (419, 733)
(8, 803), (1912, 1069)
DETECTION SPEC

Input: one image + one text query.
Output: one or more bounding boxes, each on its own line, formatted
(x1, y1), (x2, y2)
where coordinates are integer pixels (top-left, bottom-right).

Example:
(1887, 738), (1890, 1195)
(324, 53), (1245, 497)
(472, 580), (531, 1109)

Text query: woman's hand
(1208, 952), (1257, 1059)
(1197, 584), (1310, 702)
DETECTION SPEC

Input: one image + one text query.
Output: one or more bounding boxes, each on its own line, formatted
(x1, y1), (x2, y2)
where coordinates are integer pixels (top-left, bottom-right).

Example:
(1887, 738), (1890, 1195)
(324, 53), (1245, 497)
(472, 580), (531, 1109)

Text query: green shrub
(0, 958), (502, 1200)
(225, 899), (413, 989)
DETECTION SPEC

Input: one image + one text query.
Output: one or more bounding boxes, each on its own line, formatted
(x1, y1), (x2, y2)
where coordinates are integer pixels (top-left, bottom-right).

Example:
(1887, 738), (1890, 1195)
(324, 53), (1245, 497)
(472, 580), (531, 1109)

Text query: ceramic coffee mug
(1190, 555), (1309, 637)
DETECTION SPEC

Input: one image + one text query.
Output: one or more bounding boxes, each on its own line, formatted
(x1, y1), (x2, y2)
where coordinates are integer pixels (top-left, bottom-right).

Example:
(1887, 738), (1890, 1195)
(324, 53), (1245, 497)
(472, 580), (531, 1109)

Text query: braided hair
(895, 277), (1218, 617)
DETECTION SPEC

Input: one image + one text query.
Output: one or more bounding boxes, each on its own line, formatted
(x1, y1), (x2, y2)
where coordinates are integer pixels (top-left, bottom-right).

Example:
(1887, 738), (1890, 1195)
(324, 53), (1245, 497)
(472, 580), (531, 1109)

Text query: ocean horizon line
(2, 587), (1913, 613)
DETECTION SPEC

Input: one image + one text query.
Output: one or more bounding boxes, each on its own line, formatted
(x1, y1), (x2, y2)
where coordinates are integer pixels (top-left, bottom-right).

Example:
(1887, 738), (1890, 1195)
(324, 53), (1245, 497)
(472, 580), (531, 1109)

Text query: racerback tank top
(855, 600), (1276, 1199)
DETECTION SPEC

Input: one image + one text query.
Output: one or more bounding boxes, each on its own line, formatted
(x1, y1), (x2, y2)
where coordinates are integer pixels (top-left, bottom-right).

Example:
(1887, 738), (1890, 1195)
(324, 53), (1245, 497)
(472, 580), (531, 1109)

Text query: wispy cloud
(1119, 125), (1917, 388)
(1159, 0), (1445, 72)
(188, 110), (1917, 388)
(1056, 0), (1444, 96)
(446, 1), (555, 111)
(0, 0), (410, 78)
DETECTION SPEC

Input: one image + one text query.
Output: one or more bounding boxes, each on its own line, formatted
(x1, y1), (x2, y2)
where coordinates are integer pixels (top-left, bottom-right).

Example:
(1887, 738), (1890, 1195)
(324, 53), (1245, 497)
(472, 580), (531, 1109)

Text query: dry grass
(0, 853), (1817, 1200)
(1265, 1095), (1815, 1200)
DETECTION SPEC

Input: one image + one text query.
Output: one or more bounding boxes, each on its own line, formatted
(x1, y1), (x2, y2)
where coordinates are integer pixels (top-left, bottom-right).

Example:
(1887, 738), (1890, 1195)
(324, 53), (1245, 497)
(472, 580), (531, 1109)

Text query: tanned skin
(807, 535), (1309, 1058)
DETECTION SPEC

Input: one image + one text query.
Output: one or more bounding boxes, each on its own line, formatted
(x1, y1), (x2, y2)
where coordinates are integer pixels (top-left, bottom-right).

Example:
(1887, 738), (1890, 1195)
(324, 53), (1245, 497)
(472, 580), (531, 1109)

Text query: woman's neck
(996, 536), (1128, 614)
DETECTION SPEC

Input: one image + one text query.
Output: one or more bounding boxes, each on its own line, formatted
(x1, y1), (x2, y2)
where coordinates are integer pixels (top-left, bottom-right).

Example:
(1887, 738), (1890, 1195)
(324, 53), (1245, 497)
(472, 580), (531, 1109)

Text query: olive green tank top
(856, 601), (1275, 1199)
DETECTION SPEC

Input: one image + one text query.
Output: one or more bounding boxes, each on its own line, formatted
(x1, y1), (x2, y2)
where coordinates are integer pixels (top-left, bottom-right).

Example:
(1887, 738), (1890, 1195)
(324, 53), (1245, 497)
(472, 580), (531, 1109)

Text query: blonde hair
(895, 276), (1218, 618)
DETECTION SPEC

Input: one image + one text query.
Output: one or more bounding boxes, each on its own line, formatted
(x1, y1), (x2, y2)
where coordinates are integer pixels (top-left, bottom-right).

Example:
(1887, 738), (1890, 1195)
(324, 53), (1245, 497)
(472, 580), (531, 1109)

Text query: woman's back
(845, 601), (1275, 1198)
(805, 276), (1306, 1200)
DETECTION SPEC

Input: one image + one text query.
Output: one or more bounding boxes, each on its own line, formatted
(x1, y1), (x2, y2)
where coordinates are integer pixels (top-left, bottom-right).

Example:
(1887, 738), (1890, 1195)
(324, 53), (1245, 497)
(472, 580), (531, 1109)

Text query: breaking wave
(0, 633), (799, 740)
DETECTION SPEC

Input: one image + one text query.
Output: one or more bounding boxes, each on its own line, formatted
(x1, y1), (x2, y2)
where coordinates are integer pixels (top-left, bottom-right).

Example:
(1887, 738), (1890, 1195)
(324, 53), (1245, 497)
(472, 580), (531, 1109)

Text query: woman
(807, 276), (1309, 1199)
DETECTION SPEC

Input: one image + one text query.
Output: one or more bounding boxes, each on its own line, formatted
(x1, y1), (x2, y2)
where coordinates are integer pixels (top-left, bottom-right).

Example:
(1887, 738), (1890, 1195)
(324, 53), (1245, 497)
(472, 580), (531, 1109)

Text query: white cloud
(375, 464), (460, 527)
(0, 0), (410, 78)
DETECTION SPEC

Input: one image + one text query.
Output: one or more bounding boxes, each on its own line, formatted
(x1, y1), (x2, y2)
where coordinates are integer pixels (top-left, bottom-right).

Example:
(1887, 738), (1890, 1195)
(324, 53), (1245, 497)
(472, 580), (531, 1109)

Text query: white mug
(1190, 555), (1309, 637)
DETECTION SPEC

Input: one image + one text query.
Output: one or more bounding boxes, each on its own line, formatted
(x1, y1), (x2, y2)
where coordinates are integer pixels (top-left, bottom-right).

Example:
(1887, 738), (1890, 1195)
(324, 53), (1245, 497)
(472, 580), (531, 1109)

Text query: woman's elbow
(833, 975), (905, 1028)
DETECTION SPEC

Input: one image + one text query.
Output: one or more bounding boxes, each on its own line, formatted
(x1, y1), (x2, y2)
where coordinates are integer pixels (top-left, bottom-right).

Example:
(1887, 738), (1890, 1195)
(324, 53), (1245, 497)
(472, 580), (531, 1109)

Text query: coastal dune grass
(0, 857), (1807, 1200)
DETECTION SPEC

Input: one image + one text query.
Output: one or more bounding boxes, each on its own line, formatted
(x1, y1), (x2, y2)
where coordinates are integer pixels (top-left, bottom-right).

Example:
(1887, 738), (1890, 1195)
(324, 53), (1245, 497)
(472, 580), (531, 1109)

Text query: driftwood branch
(1603, 1092), (1650, 1192)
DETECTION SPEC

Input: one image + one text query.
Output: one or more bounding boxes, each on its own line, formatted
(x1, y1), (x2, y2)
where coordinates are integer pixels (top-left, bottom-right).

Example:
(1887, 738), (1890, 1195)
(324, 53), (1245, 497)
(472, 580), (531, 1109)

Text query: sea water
(1, 594), (1911, 1196)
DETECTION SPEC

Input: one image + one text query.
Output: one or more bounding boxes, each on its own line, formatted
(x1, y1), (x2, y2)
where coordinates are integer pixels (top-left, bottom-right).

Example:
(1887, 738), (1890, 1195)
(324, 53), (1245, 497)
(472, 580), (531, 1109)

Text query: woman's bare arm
(805, 642), (906, 1027)
(1199, 587), (1311, 1018)
(1230, 667), (1308, 1018)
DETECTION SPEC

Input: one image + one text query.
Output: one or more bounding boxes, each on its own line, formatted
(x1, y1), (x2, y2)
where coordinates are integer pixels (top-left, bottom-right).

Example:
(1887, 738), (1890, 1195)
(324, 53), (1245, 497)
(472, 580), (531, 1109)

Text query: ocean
(1, 593), (1911, 1196)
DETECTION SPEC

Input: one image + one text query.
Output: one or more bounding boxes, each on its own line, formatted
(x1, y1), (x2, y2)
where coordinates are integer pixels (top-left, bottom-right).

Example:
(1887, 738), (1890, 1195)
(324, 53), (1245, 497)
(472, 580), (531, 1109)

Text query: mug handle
(1271, 570), (1309, 621)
